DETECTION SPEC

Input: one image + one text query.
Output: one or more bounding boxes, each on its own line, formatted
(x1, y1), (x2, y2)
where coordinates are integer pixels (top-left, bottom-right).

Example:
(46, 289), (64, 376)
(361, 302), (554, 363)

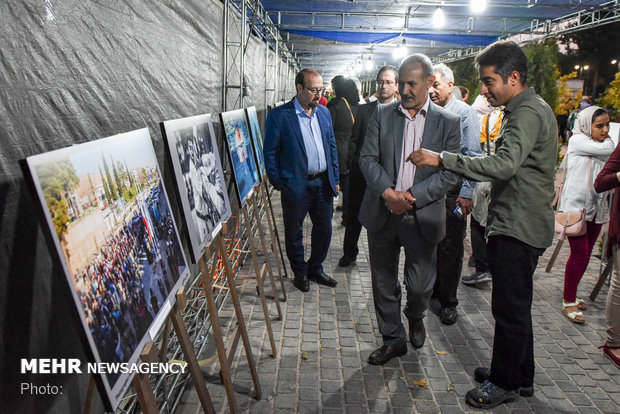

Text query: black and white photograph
(26, 128), (190, 410)
(162, 114), (232, 262)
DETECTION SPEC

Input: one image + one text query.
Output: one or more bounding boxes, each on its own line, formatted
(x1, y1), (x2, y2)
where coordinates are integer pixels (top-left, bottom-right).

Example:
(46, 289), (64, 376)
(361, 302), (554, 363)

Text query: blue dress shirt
(294, 97), (327, 174)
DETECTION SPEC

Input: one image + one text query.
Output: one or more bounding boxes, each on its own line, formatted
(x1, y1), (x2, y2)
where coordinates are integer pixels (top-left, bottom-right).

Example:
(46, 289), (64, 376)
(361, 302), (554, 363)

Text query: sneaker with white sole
(462, 271), (492, 285)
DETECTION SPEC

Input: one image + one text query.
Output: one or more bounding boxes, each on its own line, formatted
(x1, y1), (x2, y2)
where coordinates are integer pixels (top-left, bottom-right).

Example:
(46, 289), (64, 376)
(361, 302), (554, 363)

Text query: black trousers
(488, 235), (544, 390)
(342, 166), (366, 259)
(470, 215), (489, 272)
(433, 194), (466, 309)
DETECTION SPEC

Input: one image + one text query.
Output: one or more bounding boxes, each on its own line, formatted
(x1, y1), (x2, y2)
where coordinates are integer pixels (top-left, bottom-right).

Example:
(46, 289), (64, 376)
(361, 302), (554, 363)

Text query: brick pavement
(177, 196), (620, 413)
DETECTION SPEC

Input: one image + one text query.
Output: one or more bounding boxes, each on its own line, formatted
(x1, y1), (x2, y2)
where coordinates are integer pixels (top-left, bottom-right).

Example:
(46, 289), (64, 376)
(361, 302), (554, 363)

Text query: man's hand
(336, 184), (341, 193)
(407, 149), (441, 167)
(382, 187), (415, 215)
(456, 197), (473, 217)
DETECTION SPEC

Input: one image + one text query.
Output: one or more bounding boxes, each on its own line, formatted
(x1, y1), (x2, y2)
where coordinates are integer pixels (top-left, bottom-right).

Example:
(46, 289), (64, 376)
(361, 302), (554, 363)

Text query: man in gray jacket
(410, 41), (557, 409)
(359, 54), (461, 365)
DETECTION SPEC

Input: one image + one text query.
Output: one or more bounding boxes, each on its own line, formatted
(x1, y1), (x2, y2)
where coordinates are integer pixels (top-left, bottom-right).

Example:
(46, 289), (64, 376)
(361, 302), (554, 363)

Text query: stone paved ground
(177, 195), (620, 413)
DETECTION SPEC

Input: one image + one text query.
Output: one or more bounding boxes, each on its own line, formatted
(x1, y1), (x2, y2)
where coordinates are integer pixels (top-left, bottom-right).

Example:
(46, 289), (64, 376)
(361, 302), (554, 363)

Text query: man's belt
(307, 170), (327, 180)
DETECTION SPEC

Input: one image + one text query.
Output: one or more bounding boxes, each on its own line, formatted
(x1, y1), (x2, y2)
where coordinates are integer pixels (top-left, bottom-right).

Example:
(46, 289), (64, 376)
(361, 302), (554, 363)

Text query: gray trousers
(367, 213), (437, 347)
(608, 245), (620, 347)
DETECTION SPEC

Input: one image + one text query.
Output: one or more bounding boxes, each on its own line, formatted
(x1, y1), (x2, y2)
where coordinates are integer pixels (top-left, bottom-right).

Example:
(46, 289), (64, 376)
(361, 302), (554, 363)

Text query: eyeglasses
(304, 85), (324, 95)
(377, 80), (395, 86)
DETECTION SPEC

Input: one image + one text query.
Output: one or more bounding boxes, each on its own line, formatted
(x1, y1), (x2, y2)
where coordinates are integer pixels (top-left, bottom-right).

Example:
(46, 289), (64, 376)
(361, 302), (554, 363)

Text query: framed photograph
(220, 109), (259, 207)
(161, 114), (232, 262)
(245, 106), (265, 181)
(26, 128), (190, 410)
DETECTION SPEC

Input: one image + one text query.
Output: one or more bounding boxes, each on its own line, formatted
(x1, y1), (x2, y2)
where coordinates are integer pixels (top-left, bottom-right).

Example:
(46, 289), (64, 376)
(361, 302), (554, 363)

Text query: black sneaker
(465, 380), (519, 409)
(473, 367), (534, 397)
(462, 271), (492, 285)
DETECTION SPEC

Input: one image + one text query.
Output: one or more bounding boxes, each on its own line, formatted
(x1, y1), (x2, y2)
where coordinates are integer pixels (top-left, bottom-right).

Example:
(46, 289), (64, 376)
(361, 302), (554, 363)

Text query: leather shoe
(368, 344), (407, 365)
(309, 271), (337, 287)
(439, 307), (458, 325)
(292, 273), (309, 292)
(338, 255), (356, 267)
(408, 319), (426, 349)
(474, 367), (534, 397)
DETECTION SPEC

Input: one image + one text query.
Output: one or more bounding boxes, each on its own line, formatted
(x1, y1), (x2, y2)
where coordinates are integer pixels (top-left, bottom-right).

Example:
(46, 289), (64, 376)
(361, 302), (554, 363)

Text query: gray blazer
(358, 100), (461, 244)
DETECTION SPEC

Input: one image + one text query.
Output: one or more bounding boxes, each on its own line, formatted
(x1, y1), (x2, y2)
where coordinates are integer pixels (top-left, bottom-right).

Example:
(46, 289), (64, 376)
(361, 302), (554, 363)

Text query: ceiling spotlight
(433, 6), (446, 28)
(470, 0), (487, 14)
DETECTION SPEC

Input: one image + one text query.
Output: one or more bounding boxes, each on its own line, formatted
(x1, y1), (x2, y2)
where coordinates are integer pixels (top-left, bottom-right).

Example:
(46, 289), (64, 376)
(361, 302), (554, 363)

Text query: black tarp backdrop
(0, 0), (291, 411)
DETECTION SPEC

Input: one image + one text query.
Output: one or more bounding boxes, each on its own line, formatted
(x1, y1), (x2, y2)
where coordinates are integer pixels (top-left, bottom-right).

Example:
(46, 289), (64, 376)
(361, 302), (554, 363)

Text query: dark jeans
(281, 175), (334, 276)
(488, 235), (544, 390)
(470, 215), (489, 272)
(342, 166), (366, 260)
(433, 194), (466, 309)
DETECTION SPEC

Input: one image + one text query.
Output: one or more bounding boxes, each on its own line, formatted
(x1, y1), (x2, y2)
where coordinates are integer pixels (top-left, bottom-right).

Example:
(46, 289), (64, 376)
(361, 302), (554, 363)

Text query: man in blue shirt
(263, 68), (340, 292)
(428, 63), (482, 325)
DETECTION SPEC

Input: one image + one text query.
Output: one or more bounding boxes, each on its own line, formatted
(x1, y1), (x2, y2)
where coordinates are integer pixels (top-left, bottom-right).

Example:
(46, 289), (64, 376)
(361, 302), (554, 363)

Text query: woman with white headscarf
(559, 106), (614, 323)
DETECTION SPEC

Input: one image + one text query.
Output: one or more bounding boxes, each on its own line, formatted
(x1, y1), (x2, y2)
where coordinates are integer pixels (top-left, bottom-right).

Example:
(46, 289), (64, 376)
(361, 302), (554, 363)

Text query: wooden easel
(259, 178), (289, 278)
(255, 180), (288, 300)
(240, 192), (281, 357)
(82, 290), (216, 414)
(197, 222), (262, 414)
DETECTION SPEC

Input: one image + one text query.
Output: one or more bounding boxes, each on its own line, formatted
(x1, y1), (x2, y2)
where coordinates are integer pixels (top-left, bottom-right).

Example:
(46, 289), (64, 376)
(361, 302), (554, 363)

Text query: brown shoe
(409, 319), (426, 349)
(367, 344), (407, 365)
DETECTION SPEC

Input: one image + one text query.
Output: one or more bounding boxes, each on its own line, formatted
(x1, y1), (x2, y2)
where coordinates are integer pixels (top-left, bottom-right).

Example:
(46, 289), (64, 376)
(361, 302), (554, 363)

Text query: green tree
(98, 165), (111, 202)
(37, 158), (80, 237)
(113, 160), (124, 198)
(102, 154), (117, 201)
(523, 38), (559, 111)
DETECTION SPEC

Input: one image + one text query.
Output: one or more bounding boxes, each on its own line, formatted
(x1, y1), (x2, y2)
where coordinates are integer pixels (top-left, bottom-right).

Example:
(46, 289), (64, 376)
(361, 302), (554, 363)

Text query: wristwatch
(438, 151), (444, 164)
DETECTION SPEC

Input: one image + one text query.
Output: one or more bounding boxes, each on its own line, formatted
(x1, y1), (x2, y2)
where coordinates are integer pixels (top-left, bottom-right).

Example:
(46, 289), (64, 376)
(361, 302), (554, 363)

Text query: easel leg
(264, 181), (289, 281)
(170, 291), (216, 414)
(198, 253), (239, 413)
(132, 370), (158, 413)
(251, 194), (285, 314)
(241, 206), (278, 356)
(217, 234), (262, 400)
(261, 182), (288, 301)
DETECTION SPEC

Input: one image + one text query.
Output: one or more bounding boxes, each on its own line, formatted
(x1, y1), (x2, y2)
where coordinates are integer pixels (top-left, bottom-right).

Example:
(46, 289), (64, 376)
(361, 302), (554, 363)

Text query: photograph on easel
(220, 108), (259, 207)
(26, 128), (189, 410)
(245, 106), (265, 180)
(161, 114), (232, 262)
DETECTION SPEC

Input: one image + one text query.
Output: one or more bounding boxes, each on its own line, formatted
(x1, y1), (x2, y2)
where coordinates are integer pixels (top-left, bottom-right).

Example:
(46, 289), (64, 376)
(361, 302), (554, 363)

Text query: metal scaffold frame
(222, 0), (299, 111)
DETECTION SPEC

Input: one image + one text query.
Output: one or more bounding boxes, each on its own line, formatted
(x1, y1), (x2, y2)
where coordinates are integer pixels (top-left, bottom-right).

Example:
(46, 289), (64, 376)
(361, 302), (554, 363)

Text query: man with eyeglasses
(264, 68), (340, 292)
(339, 65), (399, 267)
(359, 54), (461, 365)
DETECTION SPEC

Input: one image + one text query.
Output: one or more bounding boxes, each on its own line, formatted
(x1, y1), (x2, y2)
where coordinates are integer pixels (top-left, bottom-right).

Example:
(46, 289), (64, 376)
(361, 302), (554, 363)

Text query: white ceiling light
(365, 57), (374, 71)
(393, 38), (407, 59)
(470, 0), (488, 14)
(432, 7), (446, 28)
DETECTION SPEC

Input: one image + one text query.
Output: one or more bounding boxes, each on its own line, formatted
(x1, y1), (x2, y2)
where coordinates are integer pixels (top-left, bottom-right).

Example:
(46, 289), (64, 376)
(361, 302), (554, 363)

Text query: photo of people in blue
(221, 109), (259, 206)
(246, 106), (265, 179)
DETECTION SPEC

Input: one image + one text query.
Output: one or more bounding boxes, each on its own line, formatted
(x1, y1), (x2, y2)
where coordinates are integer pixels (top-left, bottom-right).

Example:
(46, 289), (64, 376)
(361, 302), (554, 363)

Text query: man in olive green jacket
(409, 41), (557, 409)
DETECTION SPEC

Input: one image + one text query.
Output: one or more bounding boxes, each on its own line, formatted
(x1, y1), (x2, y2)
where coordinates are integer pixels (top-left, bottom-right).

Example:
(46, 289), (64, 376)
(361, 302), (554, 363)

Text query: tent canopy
(250, 0), (619, 80)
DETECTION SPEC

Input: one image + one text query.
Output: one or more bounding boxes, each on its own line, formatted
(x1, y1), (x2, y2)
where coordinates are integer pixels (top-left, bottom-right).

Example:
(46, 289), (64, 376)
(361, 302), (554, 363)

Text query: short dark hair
(376, 65), (399, 82)
(399, 54), (433, 79)
(295, 68), (321, 87)
(475, 41), (528, 84)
